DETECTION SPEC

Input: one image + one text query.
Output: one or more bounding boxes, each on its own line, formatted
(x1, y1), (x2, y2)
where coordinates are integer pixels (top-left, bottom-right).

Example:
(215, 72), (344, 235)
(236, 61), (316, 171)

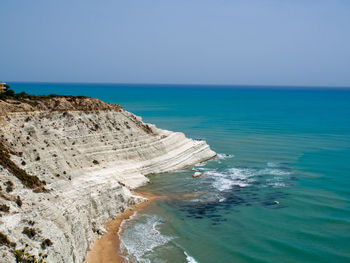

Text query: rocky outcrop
(0, 96), (216, 262)
(192, 172), (202, 178)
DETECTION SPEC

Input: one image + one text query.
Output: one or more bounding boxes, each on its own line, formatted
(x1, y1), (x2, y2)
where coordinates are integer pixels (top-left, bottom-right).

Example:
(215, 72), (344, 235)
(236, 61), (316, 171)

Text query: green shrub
(0, 204), (10, 212)
(14, 244), (48, 263)
(16, 196), (22, 207)
(5, 180), (14, 192)
(22, 227), (36, 239)
(40, 239), (53, 249)
(0, 232), (10, 246)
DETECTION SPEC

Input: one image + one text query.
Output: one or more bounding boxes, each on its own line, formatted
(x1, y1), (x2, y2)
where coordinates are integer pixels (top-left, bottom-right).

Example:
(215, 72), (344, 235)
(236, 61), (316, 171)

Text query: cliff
(0, 95), (216, 262)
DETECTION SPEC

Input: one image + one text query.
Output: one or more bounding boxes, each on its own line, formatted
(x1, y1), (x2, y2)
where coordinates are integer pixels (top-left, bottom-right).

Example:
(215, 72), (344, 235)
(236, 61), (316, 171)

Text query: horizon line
(6, 80), (350, 89)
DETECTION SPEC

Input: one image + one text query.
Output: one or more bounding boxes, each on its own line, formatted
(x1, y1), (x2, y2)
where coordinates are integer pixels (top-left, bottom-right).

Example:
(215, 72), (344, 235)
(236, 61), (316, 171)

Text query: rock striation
(0, 95), (216, 263)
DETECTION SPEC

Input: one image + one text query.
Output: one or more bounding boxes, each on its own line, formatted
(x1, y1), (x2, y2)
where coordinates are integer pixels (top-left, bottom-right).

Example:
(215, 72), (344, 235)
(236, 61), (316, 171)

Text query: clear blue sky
(1, 0), (349, 87)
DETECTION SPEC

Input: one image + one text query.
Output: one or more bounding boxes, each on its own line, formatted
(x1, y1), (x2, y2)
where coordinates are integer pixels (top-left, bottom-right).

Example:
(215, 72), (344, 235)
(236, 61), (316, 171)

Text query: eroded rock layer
(0, 97), (216, 263)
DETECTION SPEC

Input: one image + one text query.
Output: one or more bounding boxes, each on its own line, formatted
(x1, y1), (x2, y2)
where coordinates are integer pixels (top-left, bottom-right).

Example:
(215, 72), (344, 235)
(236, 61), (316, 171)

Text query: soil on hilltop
(0, 89), (122, 116)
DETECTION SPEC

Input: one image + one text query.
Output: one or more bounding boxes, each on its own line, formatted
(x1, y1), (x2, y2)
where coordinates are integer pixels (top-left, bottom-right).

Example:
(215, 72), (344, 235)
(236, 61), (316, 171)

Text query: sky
(1, 0), (350, 87)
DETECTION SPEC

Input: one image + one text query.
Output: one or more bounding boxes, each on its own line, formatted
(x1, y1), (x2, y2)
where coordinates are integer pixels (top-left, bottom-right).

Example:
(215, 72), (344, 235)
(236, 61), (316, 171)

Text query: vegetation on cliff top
(0, 86), (87, 103)
(0, 85), (122, 114)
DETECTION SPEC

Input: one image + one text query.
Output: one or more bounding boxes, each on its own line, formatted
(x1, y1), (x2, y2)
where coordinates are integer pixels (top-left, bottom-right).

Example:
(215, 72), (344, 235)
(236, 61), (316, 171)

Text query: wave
(119, 214), (172, 263)
(211, 173), (250, 191)
(194, 162), (207, 167)
(267, 162), (278, 167)
(203, 164), (291, 193)
(184, 251), (199, 263)
(217, 153), (234, 160)
(118, 211), (138, 236)
(265, 177), (287, 188)
(258, 168), (290, 176)
(205, 168), (255, 191)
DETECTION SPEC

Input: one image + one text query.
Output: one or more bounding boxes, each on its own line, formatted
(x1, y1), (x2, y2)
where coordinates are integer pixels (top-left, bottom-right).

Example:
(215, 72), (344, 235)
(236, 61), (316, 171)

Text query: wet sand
(85, 192), (162, 263)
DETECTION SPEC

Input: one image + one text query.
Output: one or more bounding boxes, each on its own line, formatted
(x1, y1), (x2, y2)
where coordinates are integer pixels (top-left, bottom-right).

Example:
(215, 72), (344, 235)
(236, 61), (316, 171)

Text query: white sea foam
(193, 167), (210, 172)
(206, 168), (254, 191)
(267, 162), (278, 167)
(215, 153), (234, 163)
(184, 251), (199, 263)
(266, 177), (287, 188)
(118, 211), (138, 235)
(270, 182), (286, 187)
(175, 169), (189, 173)
(205, 165), (290, 192)
(212, 176), (249, 191)
(258, 168), (290, 176)
(194, 162), (207, 167)
(118, 211), (139, 263)
(119, 215), (172, 263)
(217, 153), (234, 160)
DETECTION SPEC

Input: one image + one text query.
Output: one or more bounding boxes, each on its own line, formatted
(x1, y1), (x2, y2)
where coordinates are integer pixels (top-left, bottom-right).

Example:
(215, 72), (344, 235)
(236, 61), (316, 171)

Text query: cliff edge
(0, 94), (216, 262)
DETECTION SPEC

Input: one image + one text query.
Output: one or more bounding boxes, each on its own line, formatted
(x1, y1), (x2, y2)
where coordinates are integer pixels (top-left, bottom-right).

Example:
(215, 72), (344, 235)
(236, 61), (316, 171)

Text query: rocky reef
(0, 94), (216, 262)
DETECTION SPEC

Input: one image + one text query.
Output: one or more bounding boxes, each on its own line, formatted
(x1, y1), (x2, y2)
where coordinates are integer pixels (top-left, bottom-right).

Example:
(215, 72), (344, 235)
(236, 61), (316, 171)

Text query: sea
(11, 83), (350, 263)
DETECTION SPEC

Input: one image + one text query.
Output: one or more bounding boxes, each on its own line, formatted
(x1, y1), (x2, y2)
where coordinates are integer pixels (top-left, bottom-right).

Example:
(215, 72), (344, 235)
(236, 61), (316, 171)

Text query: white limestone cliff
(0, 97), (216, 263)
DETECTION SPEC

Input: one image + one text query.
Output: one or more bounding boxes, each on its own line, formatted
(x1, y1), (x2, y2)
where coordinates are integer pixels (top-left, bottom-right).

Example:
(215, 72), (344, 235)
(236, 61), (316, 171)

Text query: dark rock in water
(207, 214), (221, 218)
(175, 179), (290, 225)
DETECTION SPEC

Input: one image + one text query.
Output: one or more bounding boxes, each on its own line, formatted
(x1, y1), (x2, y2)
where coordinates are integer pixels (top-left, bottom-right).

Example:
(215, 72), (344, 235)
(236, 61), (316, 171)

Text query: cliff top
(0, 90), (122, 115)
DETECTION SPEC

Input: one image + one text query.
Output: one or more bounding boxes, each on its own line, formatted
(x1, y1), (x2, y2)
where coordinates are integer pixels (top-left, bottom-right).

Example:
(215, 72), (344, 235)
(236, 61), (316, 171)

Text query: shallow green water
(12, 83), (350, 263)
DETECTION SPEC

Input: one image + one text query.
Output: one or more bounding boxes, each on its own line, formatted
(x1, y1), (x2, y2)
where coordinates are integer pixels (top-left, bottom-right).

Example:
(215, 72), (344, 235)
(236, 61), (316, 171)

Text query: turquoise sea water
(11, 83), (350, 263)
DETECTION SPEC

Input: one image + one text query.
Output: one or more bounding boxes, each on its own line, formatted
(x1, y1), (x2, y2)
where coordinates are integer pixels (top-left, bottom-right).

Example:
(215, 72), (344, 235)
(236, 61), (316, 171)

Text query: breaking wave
(207, 168), (253, 191)
(184, 251), (199, 263)
(119, 214), (173, 263)
(217, 153), (234, 159)
(203, 164), (291, 193)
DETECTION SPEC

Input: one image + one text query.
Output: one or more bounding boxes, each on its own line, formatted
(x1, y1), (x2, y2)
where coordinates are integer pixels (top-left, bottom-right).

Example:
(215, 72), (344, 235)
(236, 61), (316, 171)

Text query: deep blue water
(11, 83), (350, 263)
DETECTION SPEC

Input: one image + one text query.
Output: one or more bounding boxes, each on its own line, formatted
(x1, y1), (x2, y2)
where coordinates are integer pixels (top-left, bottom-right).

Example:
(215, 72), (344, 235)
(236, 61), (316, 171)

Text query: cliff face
(0, 96), (216, 263)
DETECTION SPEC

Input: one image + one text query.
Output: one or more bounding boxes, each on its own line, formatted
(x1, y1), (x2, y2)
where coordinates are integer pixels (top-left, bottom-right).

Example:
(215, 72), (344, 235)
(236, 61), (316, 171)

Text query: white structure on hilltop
(0, 82), (8, 93)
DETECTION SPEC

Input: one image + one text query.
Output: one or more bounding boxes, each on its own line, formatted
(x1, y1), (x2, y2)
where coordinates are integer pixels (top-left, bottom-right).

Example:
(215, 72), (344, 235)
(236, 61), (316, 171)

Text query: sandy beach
(85, 192), (162, 263)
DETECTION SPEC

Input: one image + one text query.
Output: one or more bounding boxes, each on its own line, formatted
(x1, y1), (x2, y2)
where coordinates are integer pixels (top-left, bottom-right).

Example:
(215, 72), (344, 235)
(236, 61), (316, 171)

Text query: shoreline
(0, 91), (216, 263)
(84, 191), (163, 263)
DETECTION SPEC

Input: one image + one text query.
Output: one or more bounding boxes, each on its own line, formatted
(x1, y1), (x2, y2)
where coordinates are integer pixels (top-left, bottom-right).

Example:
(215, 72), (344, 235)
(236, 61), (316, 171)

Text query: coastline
(85, 191), (163, 263)
(0, 93), (216, 262)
